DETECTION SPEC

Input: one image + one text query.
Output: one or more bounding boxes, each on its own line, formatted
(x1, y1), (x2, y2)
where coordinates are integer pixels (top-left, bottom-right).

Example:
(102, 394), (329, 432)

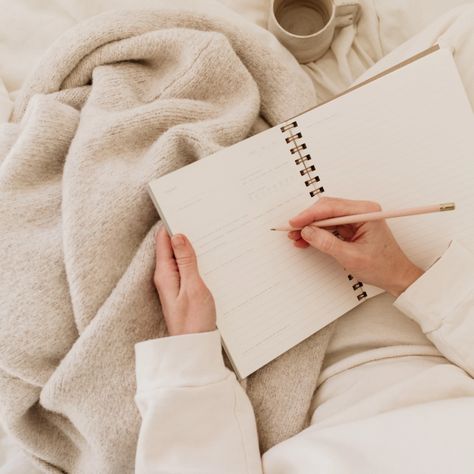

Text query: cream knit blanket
(0, 5), (335, 472)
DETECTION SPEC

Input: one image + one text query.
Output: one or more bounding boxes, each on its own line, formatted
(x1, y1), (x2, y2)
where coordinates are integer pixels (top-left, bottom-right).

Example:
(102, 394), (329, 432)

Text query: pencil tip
(270, 228), (276, 231)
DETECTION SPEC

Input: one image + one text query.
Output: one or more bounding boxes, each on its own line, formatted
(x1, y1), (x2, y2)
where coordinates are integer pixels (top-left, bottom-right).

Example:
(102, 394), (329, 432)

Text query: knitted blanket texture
(0, 5), (334, 472)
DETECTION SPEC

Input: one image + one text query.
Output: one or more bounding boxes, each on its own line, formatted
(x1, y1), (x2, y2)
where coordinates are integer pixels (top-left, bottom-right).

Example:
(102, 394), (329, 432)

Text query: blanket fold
(0, 4), (335, 472)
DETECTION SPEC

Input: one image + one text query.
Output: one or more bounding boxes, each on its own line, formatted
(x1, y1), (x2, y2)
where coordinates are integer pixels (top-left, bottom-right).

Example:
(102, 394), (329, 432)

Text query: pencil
(270, 202), (456, 231)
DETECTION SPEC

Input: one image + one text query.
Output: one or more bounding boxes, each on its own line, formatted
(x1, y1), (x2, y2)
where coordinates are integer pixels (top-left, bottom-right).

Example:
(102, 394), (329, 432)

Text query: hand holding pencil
(284, 197), (432, 297)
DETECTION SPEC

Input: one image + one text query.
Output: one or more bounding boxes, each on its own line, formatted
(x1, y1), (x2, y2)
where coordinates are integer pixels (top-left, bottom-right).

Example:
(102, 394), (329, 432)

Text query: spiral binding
(347, 274), (368, 301)
(280, 121), (324, 198)
(280, 120), (368, 303)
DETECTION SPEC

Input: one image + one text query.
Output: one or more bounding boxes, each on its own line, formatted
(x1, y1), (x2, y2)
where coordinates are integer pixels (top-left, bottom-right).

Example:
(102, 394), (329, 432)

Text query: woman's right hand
(288, 196), (424, 297)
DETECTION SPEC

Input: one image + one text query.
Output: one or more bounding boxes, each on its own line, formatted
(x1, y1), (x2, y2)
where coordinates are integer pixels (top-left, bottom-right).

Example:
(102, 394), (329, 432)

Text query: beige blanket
(0, 6), (334, 472)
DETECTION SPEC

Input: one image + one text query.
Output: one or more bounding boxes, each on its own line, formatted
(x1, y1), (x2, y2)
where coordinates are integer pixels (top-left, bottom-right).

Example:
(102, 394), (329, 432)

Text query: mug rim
(270, 0), (336, 39)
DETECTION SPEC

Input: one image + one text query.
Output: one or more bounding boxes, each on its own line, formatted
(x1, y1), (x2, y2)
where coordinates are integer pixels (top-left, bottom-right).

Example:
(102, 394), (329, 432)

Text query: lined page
(149, 127), (358, 378)
(297, 48), (474, 298)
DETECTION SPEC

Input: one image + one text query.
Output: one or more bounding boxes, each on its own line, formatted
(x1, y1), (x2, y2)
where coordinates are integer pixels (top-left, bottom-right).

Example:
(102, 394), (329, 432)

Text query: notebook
(148, 46), (474, 379)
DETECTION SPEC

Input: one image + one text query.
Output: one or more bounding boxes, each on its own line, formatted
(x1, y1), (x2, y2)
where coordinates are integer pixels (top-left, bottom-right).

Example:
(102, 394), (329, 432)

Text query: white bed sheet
(1, 0), (473, 472)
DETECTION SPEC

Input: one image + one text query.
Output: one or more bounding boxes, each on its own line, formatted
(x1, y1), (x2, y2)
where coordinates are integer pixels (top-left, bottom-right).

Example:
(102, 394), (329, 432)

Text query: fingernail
(301, 226), (314, 239)
(171, 234), (185, 249)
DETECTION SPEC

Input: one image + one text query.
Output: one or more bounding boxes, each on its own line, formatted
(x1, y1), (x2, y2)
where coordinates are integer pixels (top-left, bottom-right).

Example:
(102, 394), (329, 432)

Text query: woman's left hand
(154, 226), (216, 336)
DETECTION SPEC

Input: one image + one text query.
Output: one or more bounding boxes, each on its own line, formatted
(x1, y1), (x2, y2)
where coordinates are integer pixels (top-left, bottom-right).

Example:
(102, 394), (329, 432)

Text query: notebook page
(149, 127), (358, 378)
(296, 48), (474, 298)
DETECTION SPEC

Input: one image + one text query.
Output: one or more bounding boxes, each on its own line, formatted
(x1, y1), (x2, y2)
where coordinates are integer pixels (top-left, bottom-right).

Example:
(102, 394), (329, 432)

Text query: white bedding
(1, 0), (473, 472)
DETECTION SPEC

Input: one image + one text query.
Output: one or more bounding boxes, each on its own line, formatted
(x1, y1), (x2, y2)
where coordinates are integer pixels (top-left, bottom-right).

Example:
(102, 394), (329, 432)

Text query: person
(134, 196), (474, 473)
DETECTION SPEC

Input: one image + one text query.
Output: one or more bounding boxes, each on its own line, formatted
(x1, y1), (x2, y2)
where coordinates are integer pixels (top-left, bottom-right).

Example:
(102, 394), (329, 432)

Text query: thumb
(301, 225), (351, 259)
(171, 234), (200, 283)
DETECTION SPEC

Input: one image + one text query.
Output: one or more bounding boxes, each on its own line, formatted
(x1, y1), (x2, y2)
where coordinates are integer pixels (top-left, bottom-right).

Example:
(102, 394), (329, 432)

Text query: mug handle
(334, 0), (361, 28)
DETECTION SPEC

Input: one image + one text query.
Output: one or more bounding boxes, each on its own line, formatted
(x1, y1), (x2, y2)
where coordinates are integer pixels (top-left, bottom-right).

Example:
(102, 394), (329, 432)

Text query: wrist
(386, 262), (424, 297)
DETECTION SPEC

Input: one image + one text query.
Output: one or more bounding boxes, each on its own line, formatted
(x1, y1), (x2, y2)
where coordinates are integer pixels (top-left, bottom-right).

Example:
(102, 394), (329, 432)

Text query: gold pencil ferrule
(440, 202), (455, 211)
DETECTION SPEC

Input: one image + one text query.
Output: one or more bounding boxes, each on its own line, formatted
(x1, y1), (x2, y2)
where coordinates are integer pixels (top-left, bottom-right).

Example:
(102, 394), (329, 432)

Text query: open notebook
(148, 46), (474, 379)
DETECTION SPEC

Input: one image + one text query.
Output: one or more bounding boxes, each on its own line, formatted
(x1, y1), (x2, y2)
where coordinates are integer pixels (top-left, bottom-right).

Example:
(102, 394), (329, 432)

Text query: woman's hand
(153, 226), (216, 336)
(288, 197), (424, 297)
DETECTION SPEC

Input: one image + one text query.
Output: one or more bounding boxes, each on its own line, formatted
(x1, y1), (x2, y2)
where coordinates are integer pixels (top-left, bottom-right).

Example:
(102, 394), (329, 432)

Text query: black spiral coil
(280, 120), (367, 303)
(280, 121), (324, 198)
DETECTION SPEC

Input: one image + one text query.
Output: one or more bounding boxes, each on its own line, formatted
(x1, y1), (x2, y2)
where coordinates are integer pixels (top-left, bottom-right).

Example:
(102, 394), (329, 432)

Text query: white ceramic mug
(268, 0), (361, 63)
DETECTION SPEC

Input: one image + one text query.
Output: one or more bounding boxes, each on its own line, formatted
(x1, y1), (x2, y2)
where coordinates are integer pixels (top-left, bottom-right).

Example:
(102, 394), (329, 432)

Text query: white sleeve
(134, 330), (263, 474)
(394, 240), (474, 377)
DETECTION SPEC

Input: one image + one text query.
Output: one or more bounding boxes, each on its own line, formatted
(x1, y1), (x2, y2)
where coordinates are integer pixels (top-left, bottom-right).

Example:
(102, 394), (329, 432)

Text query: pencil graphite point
(440, 202), (456, 211)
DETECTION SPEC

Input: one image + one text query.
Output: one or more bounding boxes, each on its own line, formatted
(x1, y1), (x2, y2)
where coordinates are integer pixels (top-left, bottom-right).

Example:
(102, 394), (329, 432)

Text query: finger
(288, 230), (301, 241)
(289, 196), (381, 229)
(154, 226), (180, 299)
(171, 233), (201, 285)
(333, 225), (356, 241)
(289, 226), (351, 241)
(300, 225), (352, 258)
(293, 238), (310, 248)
